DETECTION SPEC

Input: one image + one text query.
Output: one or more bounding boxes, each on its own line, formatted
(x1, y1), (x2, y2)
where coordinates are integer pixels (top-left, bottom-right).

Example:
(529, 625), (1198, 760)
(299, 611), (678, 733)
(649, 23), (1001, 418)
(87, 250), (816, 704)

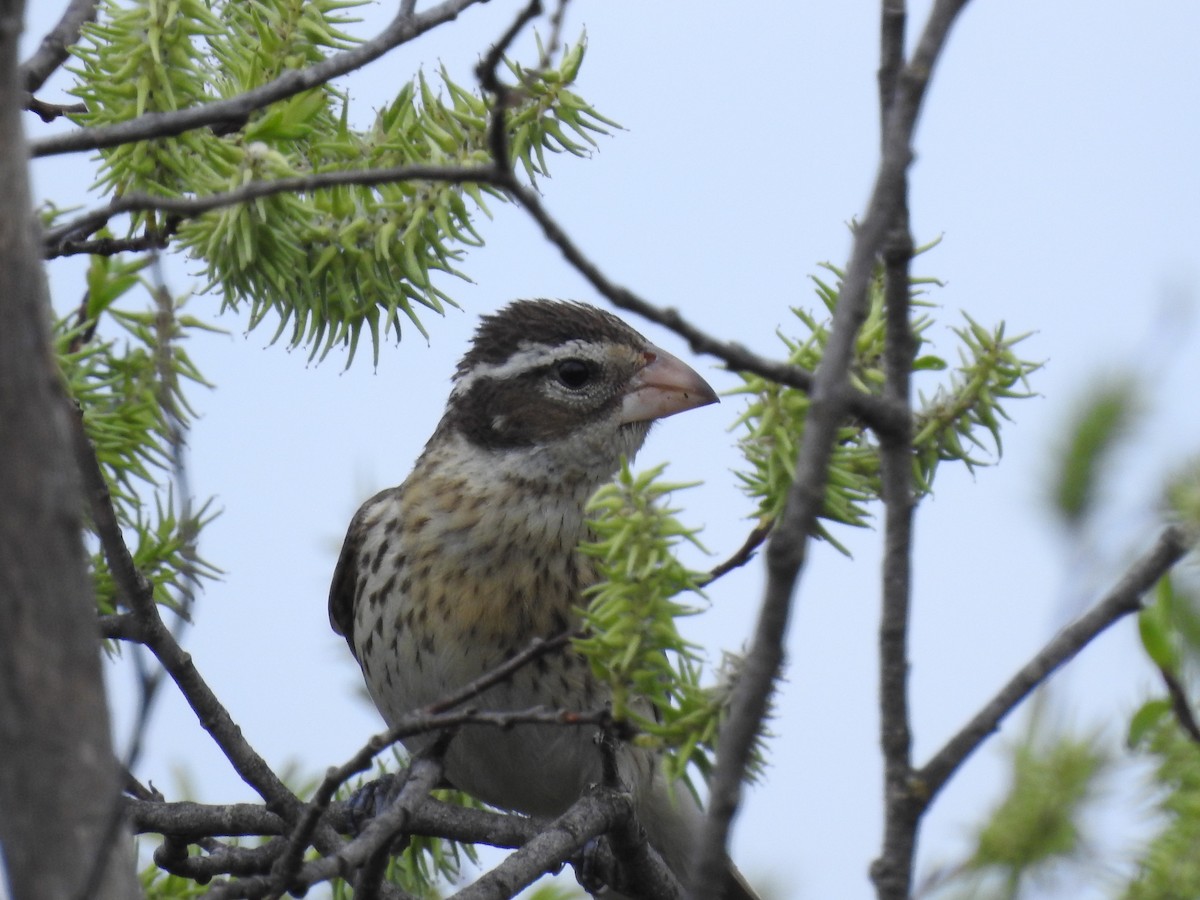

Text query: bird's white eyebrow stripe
(450, 339), (604, 397)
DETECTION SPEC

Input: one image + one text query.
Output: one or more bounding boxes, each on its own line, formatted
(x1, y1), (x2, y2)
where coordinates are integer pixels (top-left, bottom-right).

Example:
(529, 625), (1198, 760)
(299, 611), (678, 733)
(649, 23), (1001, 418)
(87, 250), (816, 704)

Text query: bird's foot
(571, 836), (612, 897)
(344, 773), (404, 832)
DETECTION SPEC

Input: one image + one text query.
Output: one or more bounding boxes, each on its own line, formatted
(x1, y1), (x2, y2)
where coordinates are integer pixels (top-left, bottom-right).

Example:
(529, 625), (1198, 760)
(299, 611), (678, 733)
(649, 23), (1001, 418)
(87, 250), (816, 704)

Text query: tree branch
(19, 0), (98, 93)
(693, 1), (974, 894)
(252, 667), (596, 899)
(502, 174), (905, 437)
(155, 837), (282, 882)
(46, 230), (174, 260)
(870, 1), (924, 895)
(70, 408), (305, 820)
(450, 787), (635, 900)
(701, 520), (773, 587)
(1158, 665), (1200, 745)
(347, 756), (443, 900)
(30, 0), (490, 158)
(23, 95), (88, 122)
(41, 163), (508, 251)
(918, 525), (1193, 799)
(0, 6), (138, 896)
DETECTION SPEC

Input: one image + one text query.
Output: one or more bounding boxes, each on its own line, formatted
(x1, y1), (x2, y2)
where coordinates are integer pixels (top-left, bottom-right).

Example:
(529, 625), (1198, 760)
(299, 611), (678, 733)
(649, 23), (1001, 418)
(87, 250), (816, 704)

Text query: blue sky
(21, 1), (1200, 897)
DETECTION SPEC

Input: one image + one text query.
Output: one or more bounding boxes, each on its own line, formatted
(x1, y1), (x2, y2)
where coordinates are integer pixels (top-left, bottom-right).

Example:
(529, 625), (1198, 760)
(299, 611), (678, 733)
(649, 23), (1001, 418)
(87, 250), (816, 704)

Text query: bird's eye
(553, 358), (592, 390)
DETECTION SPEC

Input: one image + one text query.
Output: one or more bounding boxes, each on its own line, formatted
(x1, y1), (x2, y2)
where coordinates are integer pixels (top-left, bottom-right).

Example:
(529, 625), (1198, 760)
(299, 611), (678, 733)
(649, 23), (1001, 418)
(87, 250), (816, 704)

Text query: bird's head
(433, 299), (718, 490)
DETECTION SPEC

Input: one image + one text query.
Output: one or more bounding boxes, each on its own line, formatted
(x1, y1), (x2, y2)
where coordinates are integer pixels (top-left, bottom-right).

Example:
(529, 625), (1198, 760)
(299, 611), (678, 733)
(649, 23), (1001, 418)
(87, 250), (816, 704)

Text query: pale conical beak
(619, 345), (719, 424)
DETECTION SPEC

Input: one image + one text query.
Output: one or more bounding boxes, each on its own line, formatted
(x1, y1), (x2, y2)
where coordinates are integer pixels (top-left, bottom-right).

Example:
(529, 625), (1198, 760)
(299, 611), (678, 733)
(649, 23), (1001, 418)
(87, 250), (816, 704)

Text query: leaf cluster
(1125, 572), (1200, 899)
(576, 463), (763, 786)
(734, 254), (1038, 552)
(944, 733), (1109, 899)
(1124, 713), (1200, 900)
(55, 254), (219, 615)
(68, 0), (615, 365)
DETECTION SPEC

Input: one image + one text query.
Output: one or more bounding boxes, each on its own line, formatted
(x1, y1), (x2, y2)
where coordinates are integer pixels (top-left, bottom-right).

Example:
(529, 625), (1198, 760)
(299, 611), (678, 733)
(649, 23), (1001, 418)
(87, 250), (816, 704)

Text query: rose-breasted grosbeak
(330, 300), (756, 898)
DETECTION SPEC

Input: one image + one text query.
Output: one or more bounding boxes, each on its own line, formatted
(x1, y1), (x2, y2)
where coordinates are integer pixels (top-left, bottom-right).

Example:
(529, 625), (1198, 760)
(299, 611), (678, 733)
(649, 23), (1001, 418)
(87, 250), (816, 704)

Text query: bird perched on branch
(330, 299), (756, 898)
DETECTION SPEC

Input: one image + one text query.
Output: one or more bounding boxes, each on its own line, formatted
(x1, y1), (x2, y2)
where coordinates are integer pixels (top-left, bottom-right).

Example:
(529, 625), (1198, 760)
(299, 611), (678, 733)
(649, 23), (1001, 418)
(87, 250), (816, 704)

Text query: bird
(329, 299), (756, 898)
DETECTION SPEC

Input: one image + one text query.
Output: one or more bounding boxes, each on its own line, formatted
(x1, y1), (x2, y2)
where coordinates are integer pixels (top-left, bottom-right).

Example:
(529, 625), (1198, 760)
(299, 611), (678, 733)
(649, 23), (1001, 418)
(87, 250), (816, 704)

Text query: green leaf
(1050, 376), (1141, 528)
(1139, 577), (1181, 672)
(1128, 699), (1172, 749)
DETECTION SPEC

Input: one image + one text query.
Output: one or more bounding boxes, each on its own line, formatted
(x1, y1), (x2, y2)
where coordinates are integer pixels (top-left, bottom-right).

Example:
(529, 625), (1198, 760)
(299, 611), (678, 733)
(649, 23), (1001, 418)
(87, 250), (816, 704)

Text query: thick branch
(338, 756), (443, 900)
(0, 3), (138, 895)
(918, 525), (1193, 798)
(450, 787), (635, 900)
(30, 0), (489, 158)
(871, 4), (923, 896)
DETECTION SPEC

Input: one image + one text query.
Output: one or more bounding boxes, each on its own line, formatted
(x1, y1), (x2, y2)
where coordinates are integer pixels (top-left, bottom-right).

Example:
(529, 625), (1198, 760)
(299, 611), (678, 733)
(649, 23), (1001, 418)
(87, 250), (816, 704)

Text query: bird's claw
(344, 773), (403, 832)
(571, 836), (611, 897)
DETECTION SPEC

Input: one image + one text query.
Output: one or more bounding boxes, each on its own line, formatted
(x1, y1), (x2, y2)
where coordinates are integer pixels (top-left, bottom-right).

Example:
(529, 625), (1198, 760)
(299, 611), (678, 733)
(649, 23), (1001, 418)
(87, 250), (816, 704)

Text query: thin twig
(918, 525), (1193, 799)
(476, 0), (542, 169)
(504, 174), (905, 437)
(259, 630), (575, 894)
(47, 230), (174, 260)
(701, 520), (773, 587)
(98, 612), (145, 641)
(20, 0), (100, 93)
(31, 0), (491, 158)
(70, 407), (303, 818)
(347, 756), (443, 900)
(42, 163), (505, 251)
(23, 95), (88, 122)
(1160, 666), (1200, 746)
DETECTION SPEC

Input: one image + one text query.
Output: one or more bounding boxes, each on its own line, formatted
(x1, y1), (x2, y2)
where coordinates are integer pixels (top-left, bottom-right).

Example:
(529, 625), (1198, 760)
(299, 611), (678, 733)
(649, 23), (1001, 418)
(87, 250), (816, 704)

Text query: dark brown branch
(450, 787), (637, 900)
(42, 163), (506, 252)
(31, 0), (490, 158)
(502, 174), (904, 438)
(128, 800), (286, 838)
(1160, 666), (1200, 746)
(877, 0), (906, 128)
(155, 838), (282, 882)
(0, 11), (136, 894)
(45, 169), (902, 456)
(344, 756), (443, 900)
(20, 0), (99, 93)
(693, 1), (974, 894)
(701, 520), (773, 587)
(870, 4), (922, 895)
(98, 612), (145, 642)
(46, 229), (174, 260)
(70, 409), (304, 820)
(872, 86), (920, 900)
(601, 804), (682, 900)
(23, 95), (88, 122)
(255, 628), (573, 894)
(919, 525), (1193, 799)
(125, 792), (541, 846)
(475, 0), (542, 168)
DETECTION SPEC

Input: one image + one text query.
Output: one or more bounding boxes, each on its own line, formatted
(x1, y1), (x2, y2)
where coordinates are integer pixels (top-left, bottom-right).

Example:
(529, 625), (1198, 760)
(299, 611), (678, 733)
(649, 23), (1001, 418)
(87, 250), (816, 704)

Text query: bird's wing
(328, 487), (400, 653)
